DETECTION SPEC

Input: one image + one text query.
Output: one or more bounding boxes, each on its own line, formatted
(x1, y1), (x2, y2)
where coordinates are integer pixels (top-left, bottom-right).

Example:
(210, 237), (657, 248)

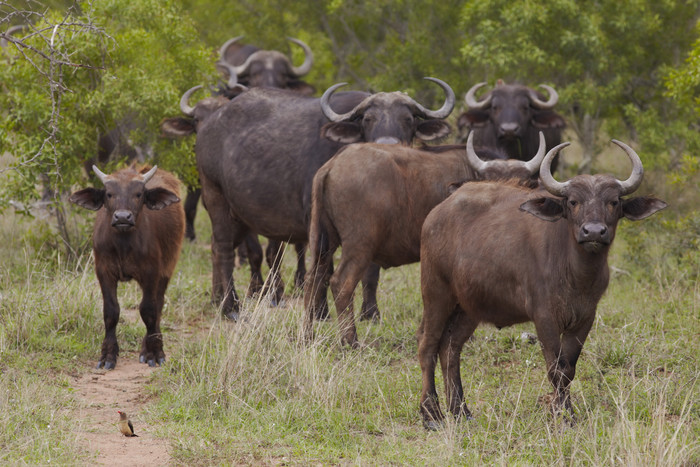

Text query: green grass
(0, 203), (698, 465)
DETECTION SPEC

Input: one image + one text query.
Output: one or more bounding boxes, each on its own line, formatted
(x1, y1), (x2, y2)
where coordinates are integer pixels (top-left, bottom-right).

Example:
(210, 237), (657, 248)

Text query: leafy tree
(0, 0), (214, 257)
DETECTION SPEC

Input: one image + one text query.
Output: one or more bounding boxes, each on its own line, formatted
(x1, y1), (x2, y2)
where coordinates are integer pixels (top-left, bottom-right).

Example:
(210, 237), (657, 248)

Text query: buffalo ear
(69, 188), (104, 211)
(457, 110), (489, 130)
(145, 188), (180, 210)
(415, 119), (451, 141)
(532, 110), (566, 129)
(160, 118), (196, 138)
(622, 196), (668, 220)
(321, 122), (363, 143)
(519, 197), (564, 221)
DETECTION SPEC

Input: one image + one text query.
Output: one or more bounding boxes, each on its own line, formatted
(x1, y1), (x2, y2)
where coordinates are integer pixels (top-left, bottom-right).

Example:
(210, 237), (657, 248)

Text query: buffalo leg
(138, 276), (167, 367)
(303, 238), (335, 342)
(438, 306), (476, 420)
(535, 317), (593, 418)
(329, 250), (373, 347)
(418, 272), (458, 429)
(201, 179), (241, 321)
(245, 234), (264, 297)
(293, 242), (307, 290)
(263, 240), (286, 306)
(359, 263), (381, 321)
(96, 271), (120, 370)
(183, 187), (200, 242)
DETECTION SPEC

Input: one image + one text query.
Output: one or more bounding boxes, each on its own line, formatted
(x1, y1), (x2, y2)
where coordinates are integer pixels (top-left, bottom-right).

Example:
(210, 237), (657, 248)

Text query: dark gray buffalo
(418, 141), (666, 429)
(457, 81), (566, 164)
(70, 165), (185, 370)
(197, 78), (455, 320)
(219, 36), (315, 95)
(304, 132), (546, 347)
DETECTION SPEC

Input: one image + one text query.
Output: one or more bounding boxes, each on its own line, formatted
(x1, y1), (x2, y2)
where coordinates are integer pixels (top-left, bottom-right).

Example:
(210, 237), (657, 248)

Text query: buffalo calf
(418, 140), (666, 429)
(70, 165), (185, 369)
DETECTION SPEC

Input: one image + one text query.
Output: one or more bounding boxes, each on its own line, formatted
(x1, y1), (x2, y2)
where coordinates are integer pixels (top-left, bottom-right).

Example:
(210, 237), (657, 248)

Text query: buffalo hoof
(224, 311), (239, 322)
(158, 357), (166, 366)
(147, 359), (156, 367)
(97, 360), (116, 370)
(423, 419), (444, 431)
(139, 354), (146, 364)
(315, 303), (331, 321)
(359, 304), (380, 322)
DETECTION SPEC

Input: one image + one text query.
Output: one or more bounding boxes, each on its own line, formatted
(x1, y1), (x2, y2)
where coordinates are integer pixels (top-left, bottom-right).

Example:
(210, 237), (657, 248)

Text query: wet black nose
(112, 210), (134, 226)
(500, 122), (520, 136)
(581, 222), (608, 242)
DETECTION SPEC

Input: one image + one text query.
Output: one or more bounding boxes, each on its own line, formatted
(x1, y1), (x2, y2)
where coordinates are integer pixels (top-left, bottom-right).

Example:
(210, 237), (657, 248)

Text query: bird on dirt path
(117, 410), (138, 437)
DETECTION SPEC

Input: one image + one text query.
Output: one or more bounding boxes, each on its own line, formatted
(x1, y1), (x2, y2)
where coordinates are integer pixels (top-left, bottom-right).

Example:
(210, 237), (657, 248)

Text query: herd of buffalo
(68, 37), (667, 429)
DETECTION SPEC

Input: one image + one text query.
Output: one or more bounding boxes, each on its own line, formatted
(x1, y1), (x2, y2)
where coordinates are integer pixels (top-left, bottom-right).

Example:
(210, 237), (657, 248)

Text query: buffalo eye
(568, 199), (578, 207)
(106, 192), (113, 199)
(609, 199), (619, 208)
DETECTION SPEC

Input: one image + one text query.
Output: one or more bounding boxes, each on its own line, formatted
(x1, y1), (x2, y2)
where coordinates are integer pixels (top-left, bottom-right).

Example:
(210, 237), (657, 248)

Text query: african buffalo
(70, 165), (185, 369)
(219, 36), (315, 95)
(457, 81), (566, 167)
(418, 140), (666, 429)
(303, 132), (546, 347)
(197, 78), (455, 320)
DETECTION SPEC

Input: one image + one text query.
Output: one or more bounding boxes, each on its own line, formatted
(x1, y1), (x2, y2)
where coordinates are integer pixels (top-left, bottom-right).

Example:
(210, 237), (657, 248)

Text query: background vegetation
(0, 0), (698, 464)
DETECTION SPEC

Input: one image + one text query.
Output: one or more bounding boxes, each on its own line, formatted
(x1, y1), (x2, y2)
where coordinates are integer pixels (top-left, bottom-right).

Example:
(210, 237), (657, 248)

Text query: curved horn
(611, 139), (644, 195)
(219, 36), (244, 63)
(140, 165), (158, 184)
(287, 37), (313, 77)
(179, 85), (202, 117)
(216, 61), (245, 90)
(464, 82), (492, 109)
(320, 83), (358, 122)
(92, 165), (109, 184)
(540, 142), (572, 196)
(528, 84), (558, 109)
(411, 77), (455, 119)
(522, 131), (547, 174)
(465, 131), (488, 173)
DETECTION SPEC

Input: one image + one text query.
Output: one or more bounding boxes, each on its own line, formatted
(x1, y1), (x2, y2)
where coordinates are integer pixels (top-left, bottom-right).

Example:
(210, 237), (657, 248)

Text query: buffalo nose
(500, 122), (519, 135)
(581, 222), (608, 242)
(374, 136), (401, 145)
(112, 210), (134, 225)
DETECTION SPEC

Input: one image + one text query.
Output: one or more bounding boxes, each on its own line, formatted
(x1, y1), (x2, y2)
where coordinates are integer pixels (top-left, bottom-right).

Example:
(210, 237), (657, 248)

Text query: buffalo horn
(287, 37), (313, 77)
(216, 61), (244, 90)
(540, 142), (572, 196)
(464, 82), (492, 109)
(412, 77), (455, 119)
(522, 131), (547, 174)
(465, 131), (488, 173)
(219, 36), (244, 63)
(140, 165), (158, 184)
(179, 85), (202, 117)
(320, 83), (355, 122)
(92, 165), (110, 184)
(528, 84), (559, 109)
(611, 139), (644, 195)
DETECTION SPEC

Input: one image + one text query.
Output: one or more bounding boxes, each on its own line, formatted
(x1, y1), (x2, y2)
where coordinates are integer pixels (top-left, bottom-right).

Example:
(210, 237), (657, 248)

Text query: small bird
(117, 410), (138, 437)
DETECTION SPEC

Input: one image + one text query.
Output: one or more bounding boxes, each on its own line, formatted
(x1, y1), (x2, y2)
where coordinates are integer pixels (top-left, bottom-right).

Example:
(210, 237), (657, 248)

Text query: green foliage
(0, 0), (214, 209)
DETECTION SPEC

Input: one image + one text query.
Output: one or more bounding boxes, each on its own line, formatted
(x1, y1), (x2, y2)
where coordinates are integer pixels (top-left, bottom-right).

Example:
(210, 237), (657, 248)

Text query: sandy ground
(71, 308), (172, 465)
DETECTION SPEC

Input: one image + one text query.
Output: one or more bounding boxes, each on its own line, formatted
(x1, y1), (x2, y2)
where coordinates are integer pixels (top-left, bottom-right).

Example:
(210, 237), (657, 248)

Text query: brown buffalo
(418, 141), (667, 429)
(70, 165), (185, 369)
(304, 132), (546, 347)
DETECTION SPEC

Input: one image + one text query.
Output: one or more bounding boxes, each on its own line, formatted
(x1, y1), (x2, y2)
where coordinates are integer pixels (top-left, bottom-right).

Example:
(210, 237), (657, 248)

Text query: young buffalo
(418, 140), (666, 429)
(70, 165), (185, 369)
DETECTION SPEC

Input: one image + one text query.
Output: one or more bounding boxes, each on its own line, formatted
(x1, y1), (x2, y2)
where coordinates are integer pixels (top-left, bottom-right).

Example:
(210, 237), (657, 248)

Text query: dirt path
(71, 309), (172, 465)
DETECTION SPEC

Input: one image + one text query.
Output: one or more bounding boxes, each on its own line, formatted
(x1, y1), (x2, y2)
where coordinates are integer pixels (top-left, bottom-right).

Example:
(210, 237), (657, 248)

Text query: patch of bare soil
(71, 308), (172, 465)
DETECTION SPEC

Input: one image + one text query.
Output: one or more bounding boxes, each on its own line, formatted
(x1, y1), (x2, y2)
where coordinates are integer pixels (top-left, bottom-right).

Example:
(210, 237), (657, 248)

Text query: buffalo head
(520, 141), (667, 253)
(70, 165), (180, 232)
(320, 77), (455, 145)
(219, 36), (314, 95)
